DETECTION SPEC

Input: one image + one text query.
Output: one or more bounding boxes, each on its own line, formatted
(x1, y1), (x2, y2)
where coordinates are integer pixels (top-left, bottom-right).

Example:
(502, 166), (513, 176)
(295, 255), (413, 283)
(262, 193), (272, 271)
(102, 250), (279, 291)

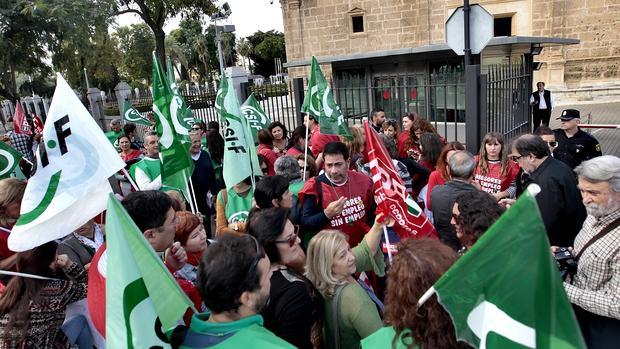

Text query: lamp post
(211, 2), (235, 77)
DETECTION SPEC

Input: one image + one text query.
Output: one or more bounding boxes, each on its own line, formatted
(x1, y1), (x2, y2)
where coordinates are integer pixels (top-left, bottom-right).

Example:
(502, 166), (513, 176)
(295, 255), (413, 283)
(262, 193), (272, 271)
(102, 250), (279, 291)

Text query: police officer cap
(557, 109), (580, 120)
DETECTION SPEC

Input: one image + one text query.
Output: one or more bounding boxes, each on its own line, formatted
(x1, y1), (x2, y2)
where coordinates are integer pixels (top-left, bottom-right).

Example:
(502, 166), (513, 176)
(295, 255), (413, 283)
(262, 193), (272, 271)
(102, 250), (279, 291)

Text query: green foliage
(113, 23), (155, 84)
(245, 30), (286, 78)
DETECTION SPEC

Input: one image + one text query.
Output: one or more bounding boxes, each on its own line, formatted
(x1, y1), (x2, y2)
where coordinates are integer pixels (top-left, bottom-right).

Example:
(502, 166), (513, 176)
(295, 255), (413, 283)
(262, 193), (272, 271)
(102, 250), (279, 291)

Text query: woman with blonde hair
(0, 178), (26, 270)
(340, 125), (365, 171)
(473, 132), (519, 200)
(305, 213), (393, 349)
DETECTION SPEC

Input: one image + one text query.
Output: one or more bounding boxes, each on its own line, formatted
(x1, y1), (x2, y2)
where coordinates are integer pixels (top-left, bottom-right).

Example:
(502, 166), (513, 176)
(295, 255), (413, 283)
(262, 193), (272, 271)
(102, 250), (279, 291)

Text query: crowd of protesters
(0, 104), (617, 349)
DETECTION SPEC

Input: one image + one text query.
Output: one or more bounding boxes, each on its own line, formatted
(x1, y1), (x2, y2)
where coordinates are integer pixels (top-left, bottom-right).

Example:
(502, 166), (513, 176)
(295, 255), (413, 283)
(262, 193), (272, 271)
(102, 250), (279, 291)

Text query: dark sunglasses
(191, 127), (202, 131)
(274, 225), (300, 247)
(547, 141), (557, 147)
(261, 167), (269, 174)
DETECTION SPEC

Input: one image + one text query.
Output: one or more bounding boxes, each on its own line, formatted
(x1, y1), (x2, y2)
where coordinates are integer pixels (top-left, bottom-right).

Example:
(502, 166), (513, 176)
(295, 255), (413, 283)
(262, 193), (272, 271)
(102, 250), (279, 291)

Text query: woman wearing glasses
(473, 132), (520, 201)
(305, 213), (393, 349)
(247, 207), (321, 349)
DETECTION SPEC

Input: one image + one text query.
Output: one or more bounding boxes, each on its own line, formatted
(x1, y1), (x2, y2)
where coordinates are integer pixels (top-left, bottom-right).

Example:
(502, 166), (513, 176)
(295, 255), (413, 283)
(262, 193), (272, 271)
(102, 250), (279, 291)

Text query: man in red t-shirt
(299, 141), (375, 247)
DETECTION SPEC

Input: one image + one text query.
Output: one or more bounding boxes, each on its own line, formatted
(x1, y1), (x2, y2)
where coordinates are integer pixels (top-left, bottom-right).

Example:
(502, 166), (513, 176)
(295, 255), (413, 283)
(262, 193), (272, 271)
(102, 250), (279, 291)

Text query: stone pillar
(87, 87), (107, 130)
(226, 66), (249, 104)
(114, 82), (132, 110)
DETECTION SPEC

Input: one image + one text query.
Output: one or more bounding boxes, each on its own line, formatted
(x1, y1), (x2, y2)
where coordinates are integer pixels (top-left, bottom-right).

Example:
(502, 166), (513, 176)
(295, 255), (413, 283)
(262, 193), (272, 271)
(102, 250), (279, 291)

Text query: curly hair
(454, 191), (504, 248)
(436, 142), (466, 181)
(384, 238), (470, 349)
(405, 118), (436, 150)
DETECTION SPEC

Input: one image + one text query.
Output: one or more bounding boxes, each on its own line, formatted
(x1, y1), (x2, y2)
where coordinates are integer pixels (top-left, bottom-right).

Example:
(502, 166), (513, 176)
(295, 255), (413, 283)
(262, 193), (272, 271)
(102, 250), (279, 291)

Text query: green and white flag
(215, 73), (262, 189)
(9, 73), (125, 251)
(301, 56), (351, 137)
(105, 194), (194, 348)
(424, 184), (585, 349)
(152, 53), (194, 200)
(241, 93), (272, 143)
(0, 142), (22, 179)
(167, 56), (194, 137)
(122, 100), (150, 126)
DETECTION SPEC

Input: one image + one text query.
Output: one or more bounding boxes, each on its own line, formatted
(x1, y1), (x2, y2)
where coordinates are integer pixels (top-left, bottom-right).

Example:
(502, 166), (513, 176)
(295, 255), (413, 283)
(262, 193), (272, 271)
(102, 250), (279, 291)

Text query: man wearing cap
(530, 81), (554, 129)
(553, 109), (602, 169)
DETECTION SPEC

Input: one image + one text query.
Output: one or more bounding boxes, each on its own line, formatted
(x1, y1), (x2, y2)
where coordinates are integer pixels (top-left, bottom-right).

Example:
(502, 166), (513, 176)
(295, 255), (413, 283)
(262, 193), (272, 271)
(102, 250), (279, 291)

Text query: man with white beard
(556, 155), (620, 349)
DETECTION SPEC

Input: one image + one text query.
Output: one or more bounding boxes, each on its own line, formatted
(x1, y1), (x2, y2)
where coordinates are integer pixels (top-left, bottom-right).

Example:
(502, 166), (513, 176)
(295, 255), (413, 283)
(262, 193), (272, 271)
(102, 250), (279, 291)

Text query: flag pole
(302, 120), (310, 181)
(188, 176), (199, 215)
(183, 171), (197, 214)
(382, 226), (393, 263)
(417, 286), (436, 307)
(0, 269), (59, 281)
(121, 168), (139, 191)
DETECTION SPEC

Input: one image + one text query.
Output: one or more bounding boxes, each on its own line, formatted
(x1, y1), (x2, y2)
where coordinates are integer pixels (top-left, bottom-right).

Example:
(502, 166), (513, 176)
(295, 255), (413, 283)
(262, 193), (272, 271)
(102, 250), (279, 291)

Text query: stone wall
(281, 0), (620, 101)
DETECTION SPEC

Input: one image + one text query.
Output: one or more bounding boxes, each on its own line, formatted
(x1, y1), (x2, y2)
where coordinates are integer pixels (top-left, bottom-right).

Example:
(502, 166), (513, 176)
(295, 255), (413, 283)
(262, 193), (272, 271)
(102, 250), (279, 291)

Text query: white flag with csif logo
(9, 73), (125, 252)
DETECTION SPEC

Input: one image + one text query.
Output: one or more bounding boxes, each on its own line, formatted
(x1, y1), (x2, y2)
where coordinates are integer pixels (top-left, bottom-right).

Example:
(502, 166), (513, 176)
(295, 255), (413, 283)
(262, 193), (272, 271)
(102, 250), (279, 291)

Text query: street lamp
(211, 2), (235, 76)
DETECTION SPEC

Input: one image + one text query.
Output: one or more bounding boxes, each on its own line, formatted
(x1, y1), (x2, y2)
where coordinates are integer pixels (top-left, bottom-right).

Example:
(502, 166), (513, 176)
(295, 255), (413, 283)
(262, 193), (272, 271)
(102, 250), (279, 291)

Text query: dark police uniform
(553, 129), (601, 169)
(552, 109), (602, 170)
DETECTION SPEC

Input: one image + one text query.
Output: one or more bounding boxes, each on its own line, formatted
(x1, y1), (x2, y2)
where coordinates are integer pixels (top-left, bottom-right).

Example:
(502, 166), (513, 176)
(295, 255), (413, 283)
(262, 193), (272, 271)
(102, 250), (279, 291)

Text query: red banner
(32, 115), (44, 134)
(12, 103), (32, 135)
(363, 120), (437, 242)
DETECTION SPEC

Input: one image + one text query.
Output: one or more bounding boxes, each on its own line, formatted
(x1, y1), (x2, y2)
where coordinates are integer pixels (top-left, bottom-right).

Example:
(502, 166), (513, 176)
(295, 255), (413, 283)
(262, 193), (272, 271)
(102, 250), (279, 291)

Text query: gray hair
(448, 150), (476, 179)
(274, 155), (301, 181)
(110, 118), (121, 126)
(574, 155), (620, 192)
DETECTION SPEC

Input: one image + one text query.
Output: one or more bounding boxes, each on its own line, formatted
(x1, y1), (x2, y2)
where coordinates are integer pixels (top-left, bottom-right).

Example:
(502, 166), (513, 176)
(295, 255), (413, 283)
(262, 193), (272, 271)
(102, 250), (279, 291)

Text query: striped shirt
(565, 208), (620, 319)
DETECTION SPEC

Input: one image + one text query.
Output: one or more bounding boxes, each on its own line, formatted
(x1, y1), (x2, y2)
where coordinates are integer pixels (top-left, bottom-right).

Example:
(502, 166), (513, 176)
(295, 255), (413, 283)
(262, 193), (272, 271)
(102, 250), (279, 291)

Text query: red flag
(363, 120), (437, 243)
(12, 103), (32, 135)
(32, 115), (44, 134)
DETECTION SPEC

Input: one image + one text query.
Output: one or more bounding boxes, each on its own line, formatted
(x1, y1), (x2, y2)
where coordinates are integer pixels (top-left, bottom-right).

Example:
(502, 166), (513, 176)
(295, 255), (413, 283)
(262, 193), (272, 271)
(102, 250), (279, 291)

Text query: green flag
(301, 56), (351, 137)
(122, 100), (150, 126)
(0, 142), (22, 179)
(215, 73), (262, 189)
(167, 56), (194, 137)
(152, 53), (194, 200)
(241, 93), (272, 143)
(428, 185), (585, 349)
(105, 193), (194, 348)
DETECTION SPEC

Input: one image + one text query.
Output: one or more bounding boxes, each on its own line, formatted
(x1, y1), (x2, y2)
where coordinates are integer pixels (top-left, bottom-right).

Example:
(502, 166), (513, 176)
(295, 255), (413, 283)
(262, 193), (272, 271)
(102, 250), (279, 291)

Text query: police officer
(553, 109), (602, 169)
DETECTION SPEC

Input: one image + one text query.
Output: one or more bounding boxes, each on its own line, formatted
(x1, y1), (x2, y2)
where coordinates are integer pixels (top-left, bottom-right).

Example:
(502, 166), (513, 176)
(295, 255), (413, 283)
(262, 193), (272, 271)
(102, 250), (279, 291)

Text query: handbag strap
(575, 216), (620, 261)
(331, 283), (346, 349)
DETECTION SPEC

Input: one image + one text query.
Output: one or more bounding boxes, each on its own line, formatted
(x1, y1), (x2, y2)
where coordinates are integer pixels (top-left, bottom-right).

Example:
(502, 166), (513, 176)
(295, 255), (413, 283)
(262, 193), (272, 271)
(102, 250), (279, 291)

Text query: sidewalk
(550, 102), (620, 157)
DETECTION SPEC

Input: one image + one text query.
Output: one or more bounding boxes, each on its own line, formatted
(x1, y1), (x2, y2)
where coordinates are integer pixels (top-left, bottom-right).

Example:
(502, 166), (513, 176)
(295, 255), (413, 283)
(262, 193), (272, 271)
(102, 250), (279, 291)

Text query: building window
(494, 17), (512, 37)
(352, 15), (364, 33)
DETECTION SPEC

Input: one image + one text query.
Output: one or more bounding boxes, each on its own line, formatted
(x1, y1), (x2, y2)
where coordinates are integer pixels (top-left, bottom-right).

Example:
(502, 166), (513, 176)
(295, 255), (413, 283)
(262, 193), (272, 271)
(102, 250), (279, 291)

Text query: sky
(114, 0), (285, 38)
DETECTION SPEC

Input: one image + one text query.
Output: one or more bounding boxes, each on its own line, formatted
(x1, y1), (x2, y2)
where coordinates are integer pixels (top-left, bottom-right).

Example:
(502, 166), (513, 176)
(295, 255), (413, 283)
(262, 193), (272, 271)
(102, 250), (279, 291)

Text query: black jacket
(527, 157), (586, 246)
(430, 180), (478, 250)
(553, 128), (602, 169)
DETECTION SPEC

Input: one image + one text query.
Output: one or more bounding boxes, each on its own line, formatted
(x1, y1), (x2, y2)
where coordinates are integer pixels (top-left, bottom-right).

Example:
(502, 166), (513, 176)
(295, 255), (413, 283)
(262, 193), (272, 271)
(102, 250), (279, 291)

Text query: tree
(236, 37), (253, 73)
(205, 24), (237, 75)
(246, 30), (286, 78)
(112, 0), (217, 71)
(113, 24), (155, 85)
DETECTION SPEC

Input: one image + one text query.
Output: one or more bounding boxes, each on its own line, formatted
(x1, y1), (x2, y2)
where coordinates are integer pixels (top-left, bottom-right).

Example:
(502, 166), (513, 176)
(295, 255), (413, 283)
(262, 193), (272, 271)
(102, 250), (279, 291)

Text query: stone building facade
(280, 0), (620, 102)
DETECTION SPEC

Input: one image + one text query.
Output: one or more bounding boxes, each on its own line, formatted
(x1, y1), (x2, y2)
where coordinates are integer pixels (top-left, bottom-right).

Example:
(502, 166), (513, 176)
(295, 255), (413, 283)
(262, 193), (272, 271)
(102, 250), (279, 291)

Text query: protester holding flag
(0, 178), (25, 271)
(0, 241), (88, 348)
(104, 119), (123, 145)
(257, 129), (279, 176)
(175, 234), (295, 348)
(299, 142), (375, 247)
(473, 132), (519, 201)
(87, 191), (187, 339)
(305, 213), (392, 349)
(361, 238), (468, 349)
(269, 121), (288, 155)
(130, 132), (162, 190)
(286, 125), (310, 158)
(215, 177), (255, 237)
(247, 207), (320, 349)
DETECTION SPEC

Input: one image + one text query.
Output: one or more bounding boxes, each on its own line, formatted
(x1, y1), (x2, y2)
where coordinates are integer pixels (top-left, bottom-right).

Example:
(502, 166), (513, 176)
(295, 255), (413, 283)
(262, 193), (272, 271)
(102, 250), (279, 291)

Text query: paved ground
(550, 102), (620, 157)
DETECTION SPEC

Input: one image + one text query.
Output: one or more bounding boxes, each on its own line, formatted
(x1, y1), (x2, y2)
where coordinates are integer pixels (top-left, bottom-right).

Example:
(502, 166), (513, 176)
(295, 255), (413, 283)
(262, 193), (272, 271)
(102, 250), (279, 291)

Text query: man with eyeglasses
(508, 134), (586, 246)
(174, 234), (295, 348)
(553, 109), (602, 169)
